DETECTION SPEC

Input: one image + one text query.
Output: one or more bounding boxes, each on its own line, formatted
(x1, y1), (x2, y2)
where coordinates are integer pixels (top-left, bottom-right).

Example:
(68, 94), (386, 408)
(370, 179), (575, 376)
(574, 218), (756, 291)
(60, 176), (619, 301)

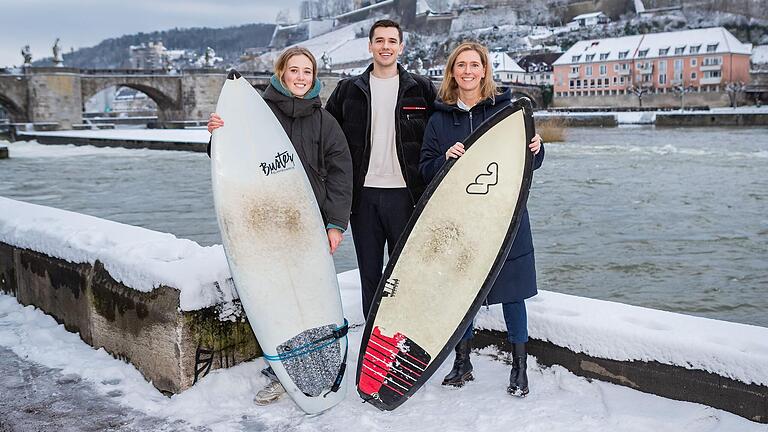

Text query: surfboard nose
(227, 69), (242, 80)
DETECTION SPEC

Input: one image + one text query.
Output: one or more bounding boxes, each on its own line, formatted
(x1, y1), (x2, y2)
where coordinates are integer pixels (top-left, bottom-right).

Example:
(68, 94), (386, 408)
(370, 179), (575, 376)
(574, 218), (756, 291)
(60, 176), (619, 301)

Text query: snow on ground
(1, 195), (767, 386)
(0, 273), (764, 432)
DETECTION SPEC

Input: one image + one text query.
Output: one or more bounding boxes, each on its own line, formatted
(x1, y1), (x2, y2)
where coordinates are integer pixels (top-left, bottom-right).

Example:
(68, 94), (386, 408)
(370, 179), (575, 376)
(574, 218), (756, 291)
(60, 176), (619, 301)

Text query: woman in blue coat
(419, 42), (544, 397)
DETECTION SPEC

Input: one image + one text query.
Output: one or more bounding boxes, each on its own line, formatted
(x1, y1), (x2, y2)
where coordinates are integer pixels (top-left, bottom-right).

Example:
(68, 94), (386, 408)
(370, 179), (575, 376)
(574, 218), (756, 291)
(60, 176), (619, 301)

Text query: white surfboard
(356, 100), (534, 410)
(211, 70), (348, 414)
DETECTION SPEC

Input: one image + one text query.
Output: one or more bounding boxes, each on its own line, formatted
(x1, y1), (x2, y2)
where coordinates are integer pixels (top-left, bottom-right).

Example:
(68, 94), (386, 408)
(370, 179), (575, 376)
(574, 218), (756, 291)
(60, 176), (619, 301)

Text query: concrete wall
(474, 330), (768, 424)
(0, 242), (260, 395)
(553, 91), (732, 108)
(656, 112), (768, 126)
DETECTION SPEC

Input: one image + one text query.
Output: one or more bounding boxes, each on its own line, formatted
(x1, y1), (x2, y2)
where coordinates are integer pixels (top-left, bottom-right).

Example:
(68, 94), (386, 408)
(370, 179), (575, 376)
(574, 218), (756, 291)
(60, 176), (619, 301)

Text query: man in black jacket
(325, 19), (437, 317)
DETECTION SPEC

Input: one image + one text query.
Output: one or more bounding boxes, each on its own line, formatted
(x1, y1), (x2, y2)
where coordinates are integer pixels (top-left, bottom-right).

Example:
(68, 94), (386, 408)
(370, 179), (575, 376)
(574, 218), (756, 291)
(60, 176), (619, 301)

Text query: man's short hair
(368, 19), (403, 43)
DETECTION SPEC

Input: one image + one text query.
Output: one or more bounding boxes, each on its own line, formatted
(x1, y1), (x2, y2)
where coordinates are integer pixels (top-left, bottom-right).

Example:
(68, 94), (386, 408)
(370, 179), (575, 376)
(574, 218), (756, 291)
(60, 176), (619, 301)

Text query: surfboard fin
(227, 69), (242, 80)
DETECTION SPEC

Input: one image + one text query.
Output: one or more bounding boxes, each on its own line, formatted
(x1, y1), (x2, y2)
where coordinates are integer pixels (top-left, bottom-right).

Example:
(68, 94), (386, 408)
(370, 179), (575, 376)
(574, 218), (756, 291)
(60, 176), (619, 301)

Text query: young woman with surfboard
(419, 42), (544, 397)
(207, 47), (353, 407)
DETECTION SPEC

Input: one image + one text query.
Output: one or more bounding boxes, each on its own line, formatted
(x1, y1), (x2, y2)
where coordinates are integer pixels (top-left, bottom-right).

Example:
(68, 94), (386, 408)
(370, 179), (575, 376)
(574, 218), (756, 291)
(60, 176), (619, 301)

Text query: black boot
(442, 339), (474, 387)
(507, 342), (529, 397)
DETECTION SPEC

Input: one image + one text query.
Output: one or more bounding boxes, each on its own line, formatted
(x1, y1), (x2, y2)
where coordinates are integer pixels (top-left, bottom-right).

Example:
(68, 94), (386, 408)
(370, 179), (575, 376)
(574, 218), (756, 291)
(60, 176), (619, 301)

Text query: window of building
(586, 65), (593, 76)
(613, 64), (619, 72)
(703, 57), (721, 66)
(674, 46), (685, 55)
(659, 60), (667, 73)
(638, 49), (649, 58)
(572, 55), (581, 62)
(690, 45), (701, 54)
(600, 64), (607, 75)
(621, 63), (629, 70)
(706, 43), (718, 53)
(658, 47), (669, 56)
(586, 54), (595, 62)
(620, 76), (625, 85)
(659, 74), (666, 84)
(643, 74), (651, 82)
(618, 51), (629, 59)
(704, 70), (722, 78)
(599, 53), (609, 60)
(612, 76), (617, 84)
(590, 79), (595, 87)
(691, 58), (697, 67)
(570, 80), (575, 88)
(691, 72), (697, 79)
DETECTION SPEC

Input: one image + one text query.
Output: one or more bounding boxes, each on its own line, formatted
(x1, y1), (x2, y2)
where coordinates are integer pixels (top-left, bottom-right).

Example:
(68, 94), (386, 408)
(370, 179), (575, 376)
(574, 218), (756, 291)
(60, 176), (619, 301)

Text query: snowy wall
(1, 197), (766, 420)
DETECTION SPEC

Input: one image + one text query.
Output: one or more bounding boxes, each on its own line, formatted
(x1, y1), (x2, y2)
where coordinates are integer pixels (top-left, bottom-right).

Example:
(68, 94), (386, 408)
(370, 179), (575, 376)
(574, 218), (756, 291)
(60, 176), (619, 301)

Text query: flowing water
(1, 125), (766, 327)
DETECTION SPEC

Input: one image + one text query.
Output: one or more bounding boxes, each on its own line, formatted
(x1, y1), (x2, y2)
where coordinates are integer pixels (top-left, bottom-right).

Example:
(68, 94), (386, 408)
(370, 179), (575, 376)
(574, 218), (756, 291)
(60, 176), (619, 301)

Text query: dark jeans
(350, 187), (413, 318)
(461, 300), (528, 344)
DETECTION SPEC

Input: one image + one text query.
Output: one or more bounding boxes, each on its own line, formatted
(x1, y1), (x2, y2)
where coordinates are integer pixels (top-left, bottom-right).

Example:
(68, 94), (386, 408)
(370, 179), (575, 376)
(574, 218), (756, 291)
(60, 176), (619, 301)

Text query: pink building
(552, 27), (752, 100)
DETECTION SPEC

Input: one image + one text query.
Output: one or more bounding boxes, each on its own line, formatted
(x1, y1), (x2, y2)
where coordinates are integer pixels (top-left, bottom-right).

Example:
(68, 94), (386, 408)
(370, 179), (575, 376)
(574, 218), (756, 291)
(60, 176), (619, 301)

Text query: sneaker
(254, 380), (286, 405)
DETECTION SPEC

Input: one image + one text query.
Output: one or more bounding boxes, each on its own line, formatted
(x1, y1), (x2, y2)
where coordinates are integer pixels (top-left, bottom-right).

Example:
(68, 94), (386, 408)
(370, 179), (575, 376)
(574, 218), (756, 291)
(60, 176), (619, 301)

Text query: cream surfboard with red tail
(356, 99), (535, 411)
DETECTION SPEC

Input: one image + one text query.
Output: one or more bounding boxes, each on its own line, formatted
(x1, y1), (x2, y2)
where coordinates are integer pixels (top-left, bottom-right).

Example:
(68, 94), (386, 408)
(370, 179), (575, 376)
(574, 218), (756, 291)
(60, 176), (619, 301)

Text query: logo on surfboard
(260, 151), (296, 176)
(466, 162), (499, 195)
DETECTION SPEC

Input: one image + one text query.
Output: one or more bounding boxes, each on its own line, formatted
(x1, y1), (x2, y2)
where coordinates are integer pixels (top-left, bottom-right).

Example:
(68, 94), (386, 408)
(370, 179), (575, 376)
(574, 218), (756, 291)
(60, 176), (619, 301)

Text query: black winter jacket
(325, 64), (437, 212)
(419, 89), (545, 304)
(208, 81), (353, 229)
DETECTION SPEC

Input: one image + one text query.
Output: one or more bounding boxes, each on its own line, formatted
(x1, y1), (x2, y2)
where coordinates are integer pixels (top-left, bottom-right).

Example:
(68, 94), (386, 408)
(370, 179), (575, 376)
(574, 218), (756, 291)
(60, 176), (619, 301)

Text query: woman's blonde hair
(273, 46), (317, 87)
(438, 42), (498, 105)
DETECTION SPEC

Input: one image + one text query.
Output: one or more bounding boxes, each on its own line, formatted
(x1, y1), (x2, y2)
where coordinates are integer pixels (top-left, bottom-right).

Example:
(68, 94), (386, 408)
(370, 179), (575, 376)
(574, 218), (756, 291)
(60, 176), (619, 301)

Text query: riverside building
(552, 27), (752, 108)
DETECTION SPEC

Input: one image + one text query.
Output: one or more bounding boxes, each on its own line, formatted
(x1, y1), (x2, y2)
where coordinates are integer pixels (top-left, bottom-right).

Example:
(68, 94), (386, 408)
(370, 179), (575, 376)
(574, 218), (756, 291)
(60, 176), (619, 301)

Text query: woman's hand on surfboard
(327, 228), (343, 255)
(207, 113), (224, 134)
(529, 133), (542, 155)
(446, 142), (465, 160)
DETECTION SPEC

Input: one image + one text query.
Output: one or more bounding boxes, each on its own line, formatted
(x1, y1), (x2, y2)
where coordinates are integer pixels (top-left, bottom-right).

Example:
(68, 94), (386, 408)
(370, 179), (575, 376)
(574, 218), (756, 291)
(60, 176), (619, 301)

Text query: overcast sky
(0, 0), (301, 67)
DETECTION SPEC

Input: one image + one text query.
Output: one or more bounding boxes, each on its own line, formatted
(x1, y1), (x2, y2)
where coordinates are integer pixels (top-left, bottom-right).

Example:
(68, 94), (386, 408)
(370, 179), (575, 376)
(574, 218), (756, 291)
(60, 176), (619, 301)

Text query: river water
(1, 125), (766, 327)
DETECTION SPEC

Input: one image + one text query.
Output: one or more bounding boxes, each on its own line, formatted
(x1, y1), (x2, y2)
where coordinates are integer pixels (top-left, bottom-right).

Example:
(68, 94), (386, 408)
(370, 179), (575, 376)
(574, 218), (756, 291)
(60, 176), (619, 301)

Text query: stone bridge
(0, 68), (326, 129)
(0, 67), (542, 130)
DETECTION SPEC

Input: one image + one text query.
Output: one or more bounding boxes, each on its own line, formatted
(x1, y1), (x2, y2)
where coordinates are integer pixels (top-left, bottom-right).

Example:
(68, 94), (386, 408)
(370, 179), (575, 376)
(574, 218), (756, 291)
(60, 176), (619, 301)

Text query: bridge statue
(320, 52), (332, 71)
(204, 47), (215, 68)
(52, 38), (63, 67)
(21, 45), (32, 66)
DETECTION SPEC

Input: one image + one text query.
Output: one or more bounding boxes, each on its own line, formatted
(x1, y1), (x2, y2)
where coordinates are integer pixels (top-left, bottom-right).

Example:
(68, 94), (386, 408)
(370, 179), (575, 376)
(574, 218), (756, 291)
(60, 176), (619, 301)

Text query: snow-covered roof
(553, 27), (752, 66)
(570, 12), (607, 21)
(752, 45), (768, 65)
(490, 52), (524, 73)
(259, 18), (377, 70)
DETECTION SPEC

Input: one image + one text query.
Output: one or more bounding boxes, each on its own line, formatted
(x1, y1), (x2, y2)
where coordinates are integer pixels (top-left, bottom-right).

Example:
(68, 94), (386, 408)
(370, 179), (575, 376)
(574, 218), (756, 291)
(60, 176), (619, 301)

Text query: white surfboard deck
(211, 71), (348, 414)
(357, 101), (533, 410)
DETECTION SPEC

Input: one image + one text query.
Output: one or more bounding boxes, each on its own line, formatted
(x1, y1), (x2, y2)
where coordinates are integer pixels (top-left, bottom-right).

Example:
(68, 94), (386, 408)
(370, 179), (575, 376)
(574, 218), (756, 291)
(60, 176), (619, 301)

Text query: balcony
(568, 72), (580, 78)
(700, 76), (722, 85)
(636, 64), (653, 74)
(700, 63), (722, 72)
(618, 68), (631, 75)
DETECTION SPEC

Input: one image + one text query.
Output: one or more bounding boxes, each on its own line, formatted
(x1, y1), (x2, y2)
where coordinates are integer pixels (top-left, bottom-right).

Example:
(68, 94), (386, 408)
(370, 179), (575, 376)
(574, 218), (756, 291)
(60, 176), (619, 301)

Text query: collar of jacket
(263, 80), (322, 118)
(353, 63), (418, 96)
(269, 74), (323, 99)
(434, 88), (513, 126)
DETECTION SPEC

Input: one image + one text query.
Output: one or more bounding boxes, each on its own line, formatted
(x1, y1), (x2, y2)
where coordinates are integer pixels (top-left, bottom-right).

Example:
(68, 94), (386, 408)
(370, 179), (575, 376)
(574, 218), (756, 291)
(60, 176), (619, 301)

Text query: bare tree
(673, 84), (695, 111)
(629, 85), (651, 108)
(725, 81), (746, 108)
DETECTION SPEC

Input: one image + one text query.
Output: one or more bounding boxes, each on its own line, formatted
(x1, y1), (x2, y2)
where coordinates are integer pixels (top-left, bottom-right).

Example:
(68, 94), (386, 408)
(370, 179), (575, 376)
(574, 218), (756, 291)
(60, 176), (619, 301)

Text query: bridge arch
(81, 82), (177, 112)
(0, 93), (27, 122)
